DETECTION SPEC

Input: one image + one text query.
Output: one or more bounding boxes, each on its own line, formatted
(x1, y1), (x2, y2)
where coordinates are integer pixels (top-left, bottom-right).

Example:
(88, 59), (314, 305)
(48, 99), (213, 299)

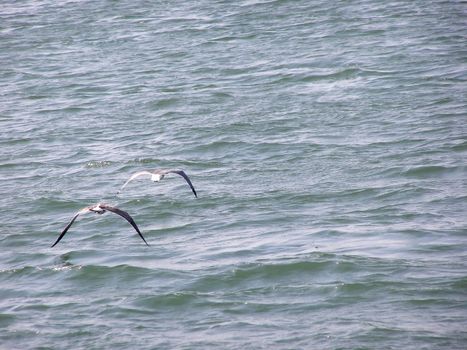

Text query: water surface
(1, 0), (466, 349)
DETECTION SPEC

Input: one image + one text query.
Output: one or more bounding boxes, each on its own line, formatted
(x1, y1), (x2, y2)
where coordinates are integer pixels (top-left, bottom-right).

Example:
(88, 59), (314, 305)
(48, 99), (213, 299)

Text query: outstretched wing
(163, 169), (198, 198)
(100, 204), (149, 246)
(51, 207), (91, 247)
(118, 171), (153, 193)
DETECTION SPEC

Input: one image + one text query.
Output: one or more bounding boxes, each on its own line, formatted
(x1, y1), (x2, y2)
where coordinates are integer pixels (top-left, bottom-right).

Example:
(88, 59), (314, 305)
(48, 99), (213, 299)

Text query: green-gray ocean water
(1, 1), (466, 349)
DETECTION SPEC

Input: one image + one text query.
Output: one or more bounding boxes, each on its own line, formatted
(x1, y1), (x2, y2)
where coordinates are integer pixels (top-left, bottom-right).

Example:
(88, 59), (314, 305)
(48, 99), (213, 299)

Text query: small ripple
(63, 264), (154, 284)
(187, 253), (404, 292)
(451, 140), (467, 152)
(134, 291), (200, 309)
(85, 160), (115, 168)
(0, 313), (15, 327)
(403, 165), (463, 178)
(146, 97), (180, 109)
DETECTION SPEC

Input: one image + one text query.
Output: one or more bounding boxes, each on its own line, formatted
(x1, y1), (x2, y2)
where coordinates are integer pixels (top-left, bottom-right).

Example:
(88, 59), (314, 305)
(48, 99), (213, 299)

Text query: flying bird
(118, 169), (197, 197)
(51, 203), (149, 247)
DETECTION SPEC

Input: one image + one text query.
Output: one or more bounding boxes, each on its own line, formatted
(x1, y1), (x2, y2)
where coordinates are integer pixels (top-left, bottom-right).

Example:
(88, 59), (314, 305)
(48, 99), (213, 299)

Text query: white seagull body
(52, 203), (148, 247)
(118, 169), (197, 197)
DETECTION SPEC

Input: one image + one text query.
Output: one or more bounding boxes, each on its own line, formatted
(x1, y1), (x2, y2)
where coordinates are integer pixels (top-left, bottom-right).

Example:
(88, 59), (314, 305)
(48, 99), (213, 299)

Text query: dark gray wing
(100, 204), (149, 246)
(163, 169), (197, 198)
(52, 207), (91, 247)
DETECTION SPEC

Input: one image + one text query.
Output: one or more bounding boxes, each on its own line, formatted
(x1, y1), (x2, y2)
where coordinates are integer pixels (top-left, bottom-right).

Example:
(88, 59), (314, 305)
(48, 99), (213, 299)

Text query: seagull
(118, 169), (197, 197)
(51, 203), (149, 247)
